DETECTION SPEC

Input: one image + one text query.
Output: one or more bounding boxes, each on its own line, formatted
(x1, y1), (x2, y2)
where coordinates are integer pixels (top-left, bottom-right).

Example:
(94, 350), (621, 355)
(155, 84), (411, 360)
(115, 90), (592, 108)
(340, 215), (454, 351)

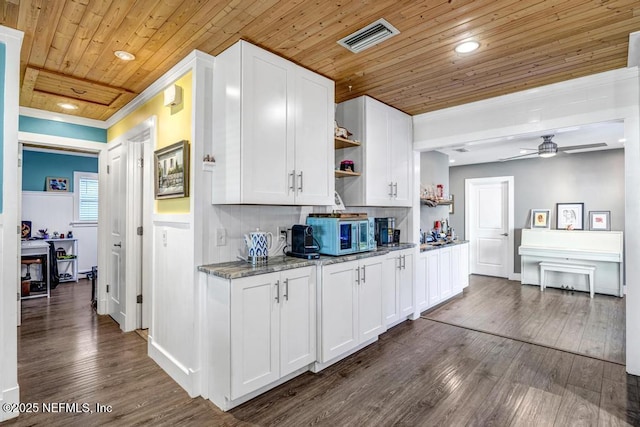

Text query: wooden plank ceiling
(1, 0), (639, 121)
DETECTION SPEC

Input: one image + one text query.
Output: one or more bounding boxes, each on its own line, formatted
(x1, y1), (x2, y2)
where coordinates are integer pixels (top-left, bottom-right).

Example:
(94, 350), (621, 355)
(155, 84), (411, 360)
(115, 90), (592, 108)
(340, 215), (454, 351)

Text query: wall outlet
(216, 228), (227, 246)
(277, 225), (288, 237)
(162, 229), (168, 247)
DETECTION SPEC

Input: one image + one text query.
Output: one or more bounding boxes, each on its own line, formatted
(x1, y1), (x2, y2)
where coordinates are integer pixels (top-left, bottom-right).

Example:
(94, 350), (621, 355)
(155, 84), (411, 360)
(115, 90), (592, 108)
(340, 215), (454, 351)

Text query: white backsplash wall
(205, 204), (413, 264)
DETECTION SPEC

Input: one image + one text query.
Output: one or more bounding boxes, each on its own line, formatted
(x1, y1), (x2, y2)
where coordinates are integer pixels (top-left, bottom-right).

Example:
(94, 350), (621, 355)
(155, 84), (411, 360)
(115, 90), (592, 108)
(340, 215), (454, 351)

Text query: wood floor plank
(598, 378), (640, 427)
(509, 387), (563, 427)
(567, 356), (605, 394)
(553, 384), (601, 426)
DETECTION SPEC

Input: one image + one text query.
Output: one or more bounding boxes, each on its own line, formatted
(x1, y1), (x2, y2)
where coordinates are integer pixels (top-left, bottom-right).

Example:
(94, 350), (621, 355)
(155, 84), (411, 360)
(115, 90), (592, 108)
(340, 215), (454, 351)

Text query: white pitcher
(243, 228), (274, 264)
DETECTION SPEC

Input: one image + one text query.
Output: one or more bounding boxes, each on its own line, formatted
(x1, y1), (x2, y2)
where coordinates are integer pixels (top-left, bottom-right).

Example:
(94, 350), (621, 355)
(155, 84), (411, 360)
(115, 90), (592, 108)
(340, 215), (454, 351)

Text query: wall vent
(337, 18), (400, 53)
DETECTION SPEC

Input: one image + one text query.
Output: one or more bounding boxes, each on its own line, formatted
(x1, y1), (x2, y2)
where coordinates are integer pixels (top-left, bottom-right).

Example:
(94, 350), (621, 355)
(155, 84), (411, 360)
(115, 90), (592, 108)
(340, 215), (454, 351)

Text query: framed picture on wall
(530, 209), (551, 229)
(46, 176), (69, 192)
(556, 202), (584, 230)
(154, 140), (189, 199)
(589, 211), (611, 231)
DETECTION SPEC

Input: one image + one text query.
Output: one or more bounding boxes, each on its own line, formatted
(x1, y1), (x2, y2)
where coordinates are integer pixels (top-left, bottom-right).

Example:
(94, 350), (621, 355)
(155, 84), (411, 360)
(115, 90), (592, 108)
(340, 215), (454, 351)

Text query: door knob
(501, 233), (508, 237)
(114, 242), (122, 247)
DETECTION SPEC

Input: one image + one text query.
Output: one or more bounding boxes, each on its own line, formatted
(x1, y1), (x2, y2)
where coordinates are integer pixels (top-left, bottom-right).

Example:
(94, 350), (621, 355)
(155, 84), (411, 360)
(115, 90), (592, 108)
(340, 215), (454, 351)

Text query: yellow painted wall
(108, 72), (192, 214)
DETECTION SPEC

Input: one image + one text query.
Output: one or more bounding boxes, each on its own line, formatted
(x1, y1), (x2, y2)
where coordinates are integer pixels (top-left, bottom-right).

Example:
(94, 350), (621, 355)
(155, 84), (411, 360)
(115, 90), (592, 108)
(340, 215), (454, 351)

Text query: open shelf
(420, 197), (453, 206)
(334, 137), (361, 150)
(335, 170), (361, 178)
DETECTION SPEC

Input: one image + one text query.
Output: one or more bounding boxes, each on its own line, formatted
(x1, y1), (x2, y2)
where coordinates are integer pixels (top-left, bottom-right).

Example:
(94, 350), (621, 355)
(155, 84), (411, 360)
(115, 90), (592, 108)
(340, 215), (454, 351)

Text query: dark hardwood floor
(424, 275), (626, 364)
(3, 277), (638, 426)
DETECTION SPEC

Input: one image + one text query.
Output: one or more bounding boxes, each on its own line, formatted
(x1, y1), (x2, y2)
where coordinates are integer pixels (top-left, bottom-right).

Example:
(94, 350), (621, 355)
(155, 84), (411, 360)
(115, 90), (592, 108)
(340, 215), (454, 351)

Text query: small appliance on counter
(242, 228), (274, 265)
(286, 224), (320, 259)
(306, 213), (375, 256)
(375, 217), (400, 247)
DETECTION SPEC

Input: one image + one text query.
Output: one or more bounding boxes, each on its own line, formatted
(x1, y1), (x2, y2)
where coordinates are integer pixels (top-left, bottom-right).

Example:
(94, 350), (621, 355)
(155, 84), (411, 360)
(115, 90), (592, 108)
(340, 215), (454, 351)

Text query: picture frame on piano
(589, 210), (611, 231)
(556, 202), (584, 230)
(530, 209), (551, 229)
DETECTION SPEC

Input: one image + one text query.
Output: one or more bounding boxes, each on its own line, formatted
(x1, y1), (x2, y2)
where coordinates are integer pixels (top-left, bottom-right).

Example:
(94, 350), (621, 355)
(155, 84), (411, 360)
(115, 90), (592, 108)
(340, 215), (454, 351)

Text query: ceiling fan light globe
(539, 152), (556, 158)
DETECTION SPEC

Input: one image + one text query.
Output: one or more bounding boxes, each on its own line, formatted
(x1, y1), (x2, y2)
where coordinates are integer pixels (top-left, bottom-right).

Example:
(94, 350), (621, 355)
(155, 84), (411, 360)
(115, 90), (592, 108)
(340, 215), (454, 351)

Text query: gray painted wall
(420, 151), (450, 234)
(448, 148), (624, 273)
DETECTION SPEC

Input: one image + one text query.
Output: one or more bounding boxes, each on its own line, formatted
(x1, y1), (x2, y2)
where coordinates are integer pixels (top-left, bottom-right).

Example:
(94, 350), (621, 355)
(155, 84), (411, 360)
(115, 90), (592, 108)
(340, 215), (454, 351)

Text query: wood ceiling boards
(1, 0), (639, 121)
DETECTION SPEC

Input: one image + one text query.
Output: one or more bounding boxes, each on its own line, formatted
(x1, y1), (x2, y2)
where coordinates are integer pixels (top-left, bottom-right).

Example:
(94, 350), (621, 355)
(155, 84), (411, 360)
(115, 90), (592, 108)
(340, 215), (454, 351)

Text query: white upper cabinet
(335, 96), (413, 207)
(212, 40), (334, 205)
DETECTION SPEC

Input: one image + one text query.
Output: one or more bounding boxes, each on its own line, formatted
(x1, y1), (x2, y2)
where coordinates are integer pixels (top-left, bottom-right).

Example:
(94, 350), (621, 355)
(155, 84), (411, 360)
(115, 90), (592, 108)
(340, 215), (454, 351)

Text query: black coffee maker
(287, 225), (320, 259)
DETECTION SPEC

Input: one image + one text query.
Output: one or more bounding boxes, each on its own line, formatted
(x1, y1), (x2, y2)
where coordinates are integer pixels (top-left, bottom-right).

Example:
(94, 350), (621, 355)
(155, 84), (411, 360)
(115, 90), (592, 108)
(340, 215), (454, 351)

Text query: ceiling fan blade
(499, 153), (537, 161)
(558, 142), (607, 152)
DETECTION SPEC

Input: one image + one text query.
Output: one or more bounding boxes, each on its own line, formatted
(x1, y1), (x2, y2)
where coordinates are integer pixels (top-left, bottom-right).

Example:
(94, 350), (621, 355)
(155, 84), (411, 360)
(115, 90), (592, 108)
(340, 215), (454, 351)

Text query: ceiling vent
(337, 18), (400, 53)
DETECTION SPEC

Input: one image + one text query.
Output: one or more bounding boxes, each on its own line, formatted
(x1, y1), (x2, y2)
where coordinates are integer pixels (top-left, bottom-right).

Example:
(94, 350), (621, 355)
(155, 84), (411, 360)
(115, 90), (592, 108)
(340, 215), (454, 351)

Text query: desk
(21, 240), (50, 299)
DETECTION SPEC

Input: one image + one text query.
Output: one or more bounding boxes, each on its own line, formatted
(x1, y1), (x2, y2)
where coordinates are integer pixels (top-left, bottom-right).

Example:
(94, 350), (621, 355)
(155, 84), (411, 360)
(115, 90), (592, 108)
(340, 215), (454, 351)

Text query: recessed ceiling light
(114, 50), (136, 61)
(57, 102), (78, 110)
(454, 40), (480, 54)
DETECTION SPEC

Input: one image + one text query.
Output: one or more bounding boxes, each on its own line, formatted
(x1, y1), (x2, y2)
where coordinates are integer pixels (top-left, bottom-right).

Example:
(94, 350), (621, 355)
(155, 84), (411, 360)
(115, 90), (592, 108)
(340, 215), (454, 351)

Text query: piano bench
(539, 262), (596, 298)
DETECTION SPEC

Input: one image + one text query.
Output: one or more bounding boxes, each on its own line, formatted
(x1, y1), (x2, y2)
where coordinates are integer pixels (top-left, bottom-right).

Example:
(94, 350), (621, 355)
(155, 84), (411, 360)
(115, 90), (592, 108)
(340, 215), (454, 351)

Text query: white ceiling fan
(499, 134), (607, 161)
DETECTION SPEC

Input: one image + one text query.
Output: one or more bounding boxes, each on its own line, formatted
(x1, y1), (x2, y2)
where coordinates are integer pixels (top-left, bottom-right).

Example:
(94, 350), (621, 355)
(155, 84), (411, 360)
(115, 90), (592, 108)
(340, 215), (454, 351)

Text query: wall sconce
(164, 84), (183, 107)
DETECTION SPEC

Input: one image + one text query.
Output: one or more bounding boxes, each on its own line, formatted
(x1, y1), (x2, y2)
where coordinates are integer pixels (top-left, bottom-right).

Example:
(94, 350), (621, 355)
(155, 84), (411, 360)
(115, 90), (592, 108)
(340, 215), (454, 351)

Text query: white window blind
(78, 177), (99, 221)
(74, 172), (99, 224)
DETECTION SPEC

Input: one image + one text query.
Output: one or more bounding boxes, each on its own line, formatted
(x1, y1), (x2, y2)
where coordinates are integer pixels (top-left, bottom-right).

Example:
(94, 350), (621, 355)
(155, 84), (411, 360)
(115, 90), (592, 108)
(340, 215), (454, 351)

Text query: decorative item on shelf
(530, 208), (551, 229)
(589, 211), (611, 231)
(67, 231), (73, 239)
(436, 184), (444, 199)
(53, 231), (59, 239)
(340, 160), (355, 172)
(154, 140), (189, 199)
(556, 202), (584, 230)
(334, 120), (352, 139)
(38, 229), (49, 239)
(60, 234), (65, 238)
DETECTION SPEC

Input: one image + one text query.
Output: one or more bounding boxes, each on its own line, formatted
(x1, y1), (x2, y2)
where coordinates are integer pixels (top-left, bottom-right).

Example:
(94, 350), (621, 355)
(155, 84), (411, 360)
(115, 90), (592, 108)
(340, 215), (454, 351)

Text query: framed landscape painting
(154, 140), (189, 199)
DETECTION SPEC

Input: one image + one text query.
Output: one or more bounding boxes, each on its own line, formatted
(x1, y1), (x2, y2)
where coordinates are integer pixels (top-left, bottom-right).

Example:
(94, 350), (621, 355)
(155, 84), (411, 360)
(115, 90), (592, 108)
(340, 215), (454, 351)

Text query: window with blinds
(74, 172), (99, 224)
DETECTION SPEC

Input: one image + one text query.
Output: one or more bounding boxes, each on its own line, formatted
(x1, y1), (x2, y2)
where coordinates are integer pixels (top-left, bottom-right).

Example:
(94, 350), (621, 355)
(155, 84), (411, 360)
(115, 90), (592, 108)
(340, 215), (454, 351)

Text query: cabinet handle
(297, 171), (303, 192)
(283, 278), (289, 301)
(275, 280), (280, 303)
(397, 256), (401, 270)
(289, 170), (295, 193)
(393, 182), (398, 198)
(361, 266), (366, 283)
(356, 267), (360, 285)
(114, 242), (122, 247)
(402, 254), (406, 269)
(388, 182), (393, 197)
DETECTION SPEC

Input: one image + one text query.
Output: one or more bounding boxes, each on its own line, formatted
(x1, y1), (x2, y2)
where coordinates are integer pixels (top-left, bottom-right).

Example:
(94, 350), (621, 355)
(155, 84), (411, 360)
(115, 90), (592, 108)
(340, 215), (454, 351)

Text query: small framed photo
(589, 211), (611, 231)
(556, 202), (584, 230)
(530, 209), (551, 229)
(154, 140), (189, 199)
(46, 176), (69, 192)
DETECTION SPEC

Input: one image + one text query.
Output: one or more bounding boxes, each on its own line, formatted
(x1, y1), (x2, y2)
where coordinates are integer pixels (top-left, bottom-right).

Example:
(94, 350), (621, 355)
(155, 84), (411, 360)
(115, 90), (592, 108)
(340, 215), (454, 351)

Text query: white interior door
(466, 177), (514, 278)
(107, 141), (127, 326)
(17, 143), (23, 326)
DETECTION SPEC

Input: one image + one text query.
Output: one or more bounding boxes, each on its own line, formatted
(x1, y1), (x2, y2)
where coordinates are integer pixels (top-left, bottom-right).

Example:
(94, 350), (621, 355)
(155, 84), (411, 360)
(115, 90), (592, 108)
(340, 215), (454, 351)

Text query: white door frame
(99, 118), (155, 331)
(464, 176), (515, 280)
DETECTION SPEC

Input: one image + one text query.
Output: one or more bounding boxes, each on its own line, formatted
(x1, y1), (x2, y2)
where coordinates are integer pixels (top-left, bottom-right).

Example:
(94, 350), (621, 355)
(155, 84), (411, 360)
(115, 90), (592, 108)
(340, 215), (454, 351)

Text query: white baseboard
(0, 385), (20, 422)
(510, 273), (522, 281)
(148, 336), (198, 398)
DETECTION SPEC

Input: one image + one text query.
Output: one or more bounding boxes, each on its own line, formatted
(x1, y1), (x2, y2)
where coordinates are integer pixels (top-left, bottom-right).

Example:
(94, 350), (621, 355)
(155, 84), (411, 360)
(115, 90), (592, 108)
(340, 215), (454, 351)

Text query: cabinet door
(388, 109), (412, 207)
(415, 253), (428, 312)
(280, 267), (316, 377)
(294, 68), (334, 205)
(460, 243), (470, 288)
(426, 251), (440, 307)
(230, 272), (280, 399)
(364, 98), (392, 206)
(382, 254), (399, 327)
(358, 256), (384, 342)
(399, 251), (414, 317)
(439, 247), (453, 300)
(451, 244), (462, 294)
(320, 261), (358, 362)
(242, 45), (295, 204)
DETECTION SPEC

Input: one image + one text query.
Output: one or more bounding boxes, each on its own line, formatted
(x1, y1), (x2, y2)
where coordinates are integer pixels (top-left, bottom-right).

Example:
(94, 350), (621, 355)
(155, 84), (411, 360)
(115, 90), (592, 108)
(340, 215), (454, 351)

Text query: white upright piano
(519, 229), (623, 297)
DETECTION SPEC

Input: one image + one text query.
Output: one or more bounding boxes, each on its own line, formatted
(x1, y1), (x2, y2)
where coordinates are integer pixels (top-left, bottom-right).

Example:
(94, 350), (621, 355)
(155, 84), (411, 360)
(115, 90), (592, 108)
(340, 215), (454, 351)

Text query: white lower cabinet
(319, 257), (384, 363)
(383, 249), (415, 327)
(207, 266), (316, 407)
(416, 243), (470, 314)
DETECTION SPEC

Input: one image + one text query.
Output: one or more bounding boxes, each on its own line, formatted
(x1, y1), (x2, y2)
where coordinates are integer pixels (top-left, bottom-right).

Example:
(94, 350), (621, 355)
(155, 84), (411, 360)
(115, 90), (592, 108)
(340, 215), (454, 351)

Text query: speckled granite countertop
(420, 240), (469, 252)
(199, 243), (417, 279)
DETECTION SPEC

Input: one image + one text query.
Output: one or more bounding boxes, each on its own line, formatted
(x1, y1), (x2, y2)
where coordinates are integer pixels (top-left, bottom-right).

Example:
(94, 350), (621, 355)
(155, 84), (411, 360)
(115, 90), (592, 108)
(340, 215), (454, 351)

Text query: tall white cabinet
(335, 96), (412, 207)
(212, 40), (334, 205)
